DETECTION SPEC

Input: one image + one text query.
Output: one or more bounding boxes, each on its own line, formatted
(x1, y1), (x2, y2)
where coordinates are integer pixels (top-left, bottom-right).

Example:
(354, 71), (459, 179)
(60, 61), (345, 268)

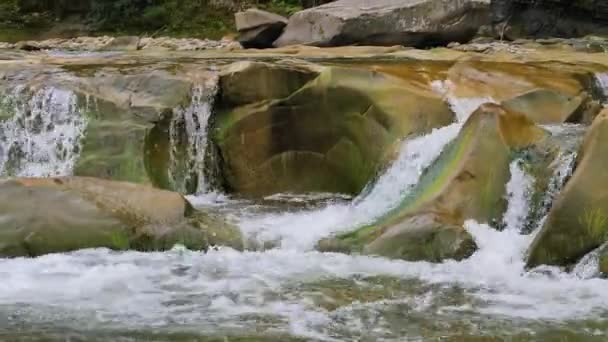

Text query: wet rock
(319, 103), (547, 262)
(0, 64), (217, 190)
(445, 61), (602, 124)
(274, 0), (490, 48)
(218, 59), (322, 106)
(70, 67), (209, 188)
(527, 109), (608, 268)
(213, 63), (454, 196)
(0, 177), (242, 257)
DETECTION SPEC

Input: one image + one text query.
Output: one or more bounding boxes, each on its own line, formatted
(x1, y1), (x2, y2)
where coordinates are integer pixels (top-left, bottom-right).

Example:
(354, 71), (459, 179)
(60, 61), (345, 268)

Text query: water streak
(595, 72), (608, 104)
(431, 79), (497, 121)
(502, 160), (533, 232)
(0, 86), (87, 177)
(168, 78), (219, 194)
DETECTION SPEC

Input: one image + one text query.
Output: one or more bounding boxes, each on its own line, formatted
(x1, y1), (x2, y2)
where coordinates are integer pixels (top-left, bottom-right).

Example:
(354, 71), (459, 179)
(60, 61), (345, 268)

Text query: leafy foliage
(1, 0), (304, 39)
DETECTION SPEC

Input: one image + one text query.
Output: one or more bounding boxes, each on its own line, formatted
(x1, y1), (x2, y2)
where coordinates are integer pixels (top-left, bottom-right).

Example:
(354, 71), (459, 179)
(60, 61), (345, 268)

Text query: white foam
(595, 72), (608, 104)
(431, 79), (497, 121)
(0, 86), (87, 177)
(502, 160), (533, 232)
(169, 78), (219, 194)
(234, 123), (460, 250)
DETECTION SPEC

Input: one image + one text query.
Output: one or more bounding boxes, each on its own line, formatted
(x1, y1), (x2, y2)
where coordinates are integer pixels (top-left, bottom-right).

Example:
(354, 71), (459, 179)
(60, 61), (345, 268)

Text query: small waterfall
(168, 77), (219, 194)
(237, 123), (461, 250)
(572, 242), (608, 279)
(0, 86), (87, 177)
(431, 79), (497, 121)
(594, 72), (608, 104)
(502, 160), (534, 232)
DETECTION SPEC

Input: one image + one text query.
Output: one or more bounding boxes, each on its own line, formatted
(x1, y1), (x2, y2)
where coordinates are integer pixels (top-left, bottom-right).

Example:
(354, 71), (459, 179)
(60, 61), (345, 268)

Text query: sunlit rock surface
(0, 177), (242, 257)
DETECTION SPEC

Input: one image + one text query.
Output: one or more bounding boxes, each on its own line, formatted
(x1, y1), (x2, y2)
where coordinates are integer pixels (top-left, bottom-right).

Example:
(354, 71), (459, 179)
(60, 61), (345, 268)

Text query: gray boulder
(274, 0), (490, 48)
(235, 9), (289, 49)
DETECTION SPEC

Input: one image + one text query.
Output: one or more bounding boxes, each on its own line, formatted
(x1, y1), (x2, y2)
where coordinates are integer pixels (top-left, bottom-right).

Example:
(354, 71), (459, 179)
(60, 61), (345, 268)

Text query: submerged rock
(527, 109), (608, 268)
(0, 177), (243, 257)
(213, 62), (454, 196)
(274, 0), (490, 47)
(319, 103), (547, 262)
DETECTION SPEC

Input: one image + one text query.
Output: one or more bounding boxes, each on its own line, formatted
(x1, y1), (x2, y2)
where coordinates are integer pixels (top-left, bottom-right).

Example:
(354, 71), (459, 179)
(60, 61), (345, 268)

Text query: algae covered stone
(320, 103), (547, 262)
(527, 109), (608, 268)
(214, 63), (454, 196)
(446, 61), (601, 124)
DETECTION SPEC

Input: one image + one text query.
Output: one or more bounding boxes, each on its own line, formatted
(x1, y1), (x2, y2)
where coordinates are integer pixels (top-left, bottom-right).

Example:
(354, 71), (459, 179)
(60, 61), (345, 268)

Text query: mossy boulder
(70, 67), (212, 192)
(527, 109), (608, 268)
(319, 103), (547, 262)
(0, 177), (242, 257)
(446, 61), (602, 124)
(214, 63), (455, 196)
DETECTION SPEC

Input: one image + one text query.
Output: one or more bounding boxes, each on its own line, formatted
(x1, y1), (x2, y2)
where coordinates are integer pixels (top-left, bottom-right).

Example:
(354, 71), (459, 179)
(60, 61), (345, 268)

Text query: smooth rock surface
(0, 177), (243, 257)
(214, 63), (454, 196)
(274, 0), (490, 47)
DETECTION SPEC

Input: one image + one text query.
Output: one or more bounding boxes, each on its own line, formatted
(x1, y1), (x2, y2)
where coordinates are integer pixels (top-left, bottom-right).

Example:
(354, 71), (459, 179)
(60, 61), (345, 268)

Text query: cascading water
(3, 129), (607, 340)
(3, 76), (608, 340)
(168, 77), (219, 194)
(595, 72), (608, 104)
(0, 86), (87, 177)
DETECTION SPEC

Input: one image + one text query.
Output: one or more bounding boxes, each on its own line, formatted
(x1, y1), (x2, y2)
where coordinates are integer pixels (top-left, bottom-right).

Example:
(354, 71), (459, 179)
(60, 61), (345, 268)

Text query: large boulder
(527, 109), (608, 268)
(0, 177), (243, 257)
(319, 103), (547, 262)
(236, 9), (288, 48)
(274, 0), (491, 48)
(444, 61), (602, 124)
(213, 62), (454, 196)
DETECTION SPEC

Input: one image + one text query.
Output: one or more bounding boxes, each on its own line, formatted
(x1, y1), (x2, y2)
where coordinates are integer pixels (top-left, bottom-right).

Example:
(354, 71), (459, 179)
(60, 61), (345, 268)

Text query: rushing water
(2, 80), (608, 340)
(0, 86), (87, 177)
(168, 78), (220, 194)
(595, 72), (608, 104)
(2, 134), (608, 340)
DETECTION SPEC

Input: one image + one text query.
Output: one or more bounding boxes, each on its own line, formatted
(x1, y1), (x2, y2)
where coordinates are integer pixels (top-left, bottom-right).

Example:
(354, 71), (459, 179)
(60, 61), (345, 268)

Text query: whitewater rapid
(0, 86), (86, 177)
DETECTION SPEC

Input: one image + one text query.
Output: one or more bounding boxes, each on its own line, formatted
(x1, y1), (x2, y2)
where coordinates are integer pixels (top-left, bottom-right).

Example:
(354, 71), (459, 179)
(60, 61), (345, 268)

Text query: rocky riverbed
(1, 39), (608, 339)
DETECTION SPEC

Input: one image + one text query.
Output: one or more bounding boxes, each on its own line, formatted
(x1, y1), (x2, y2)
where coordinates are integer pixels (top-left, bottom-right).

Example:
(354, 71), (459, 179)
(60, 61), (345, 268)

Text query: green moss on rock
(319, 103), (548, 262)
(527, 109), (608, 268)
(213, 63), (454, 196)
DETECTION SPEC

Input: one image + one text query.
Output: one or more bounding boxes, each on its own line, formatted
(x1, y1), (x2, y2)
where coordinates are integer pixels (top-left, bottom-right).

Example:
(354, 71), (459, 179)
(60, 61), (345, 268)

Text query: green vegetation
(0, 0), (303, 41)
